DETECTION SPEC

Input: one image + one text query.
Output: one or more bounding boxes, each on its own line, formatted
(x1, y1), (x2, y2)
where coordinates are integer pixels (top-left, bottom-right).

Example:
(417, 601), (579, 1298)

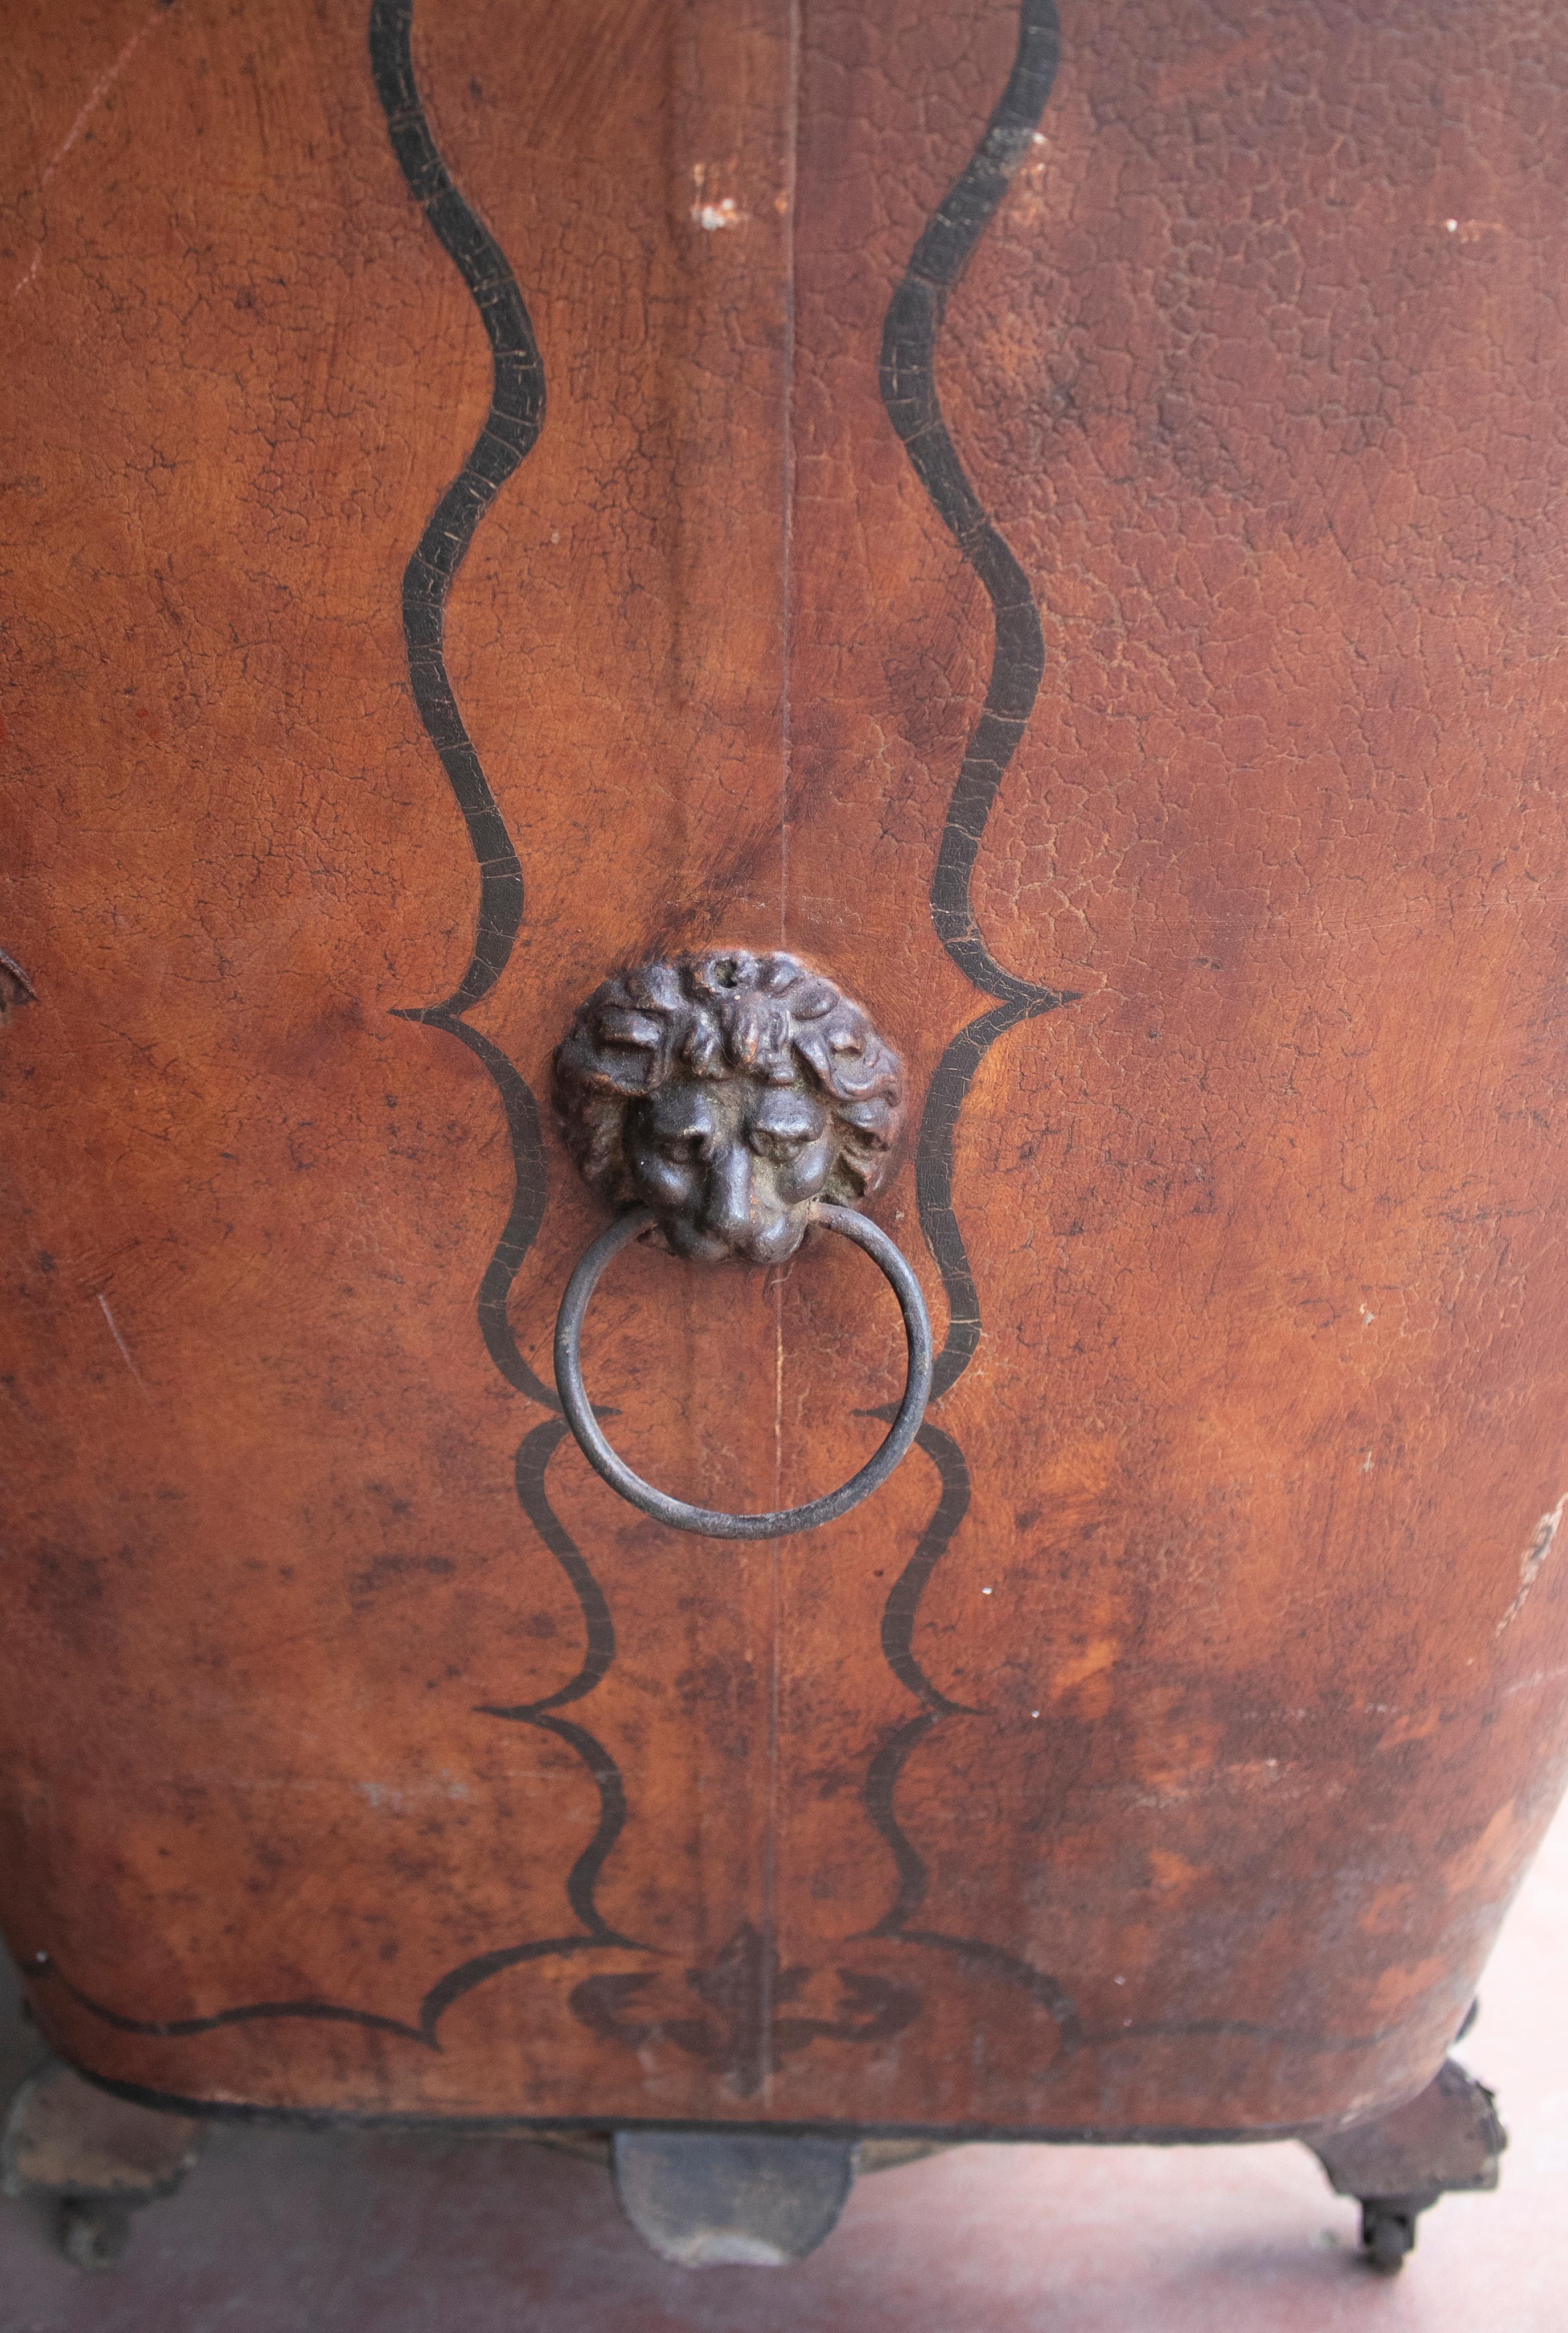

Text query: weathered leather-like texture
(2, 0), (1566, 2135)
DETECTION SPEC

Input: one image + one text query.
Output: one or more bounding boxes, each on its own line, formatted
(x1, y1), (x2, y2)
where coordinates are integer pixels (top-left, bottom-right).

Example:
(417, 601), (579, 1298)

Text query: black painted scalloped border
(39, 0), (1388, 2091)
(859, 0), (1082, 2038)
(880, 0), (1079, 1403)
(39, 0), (635, 2055)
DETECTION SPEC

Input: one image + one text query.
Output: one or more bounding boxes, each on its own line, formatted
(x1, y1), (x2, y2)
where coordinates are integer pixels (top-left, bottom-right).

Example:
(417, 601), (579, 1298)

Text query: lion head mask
(553, 948), (906, 1263)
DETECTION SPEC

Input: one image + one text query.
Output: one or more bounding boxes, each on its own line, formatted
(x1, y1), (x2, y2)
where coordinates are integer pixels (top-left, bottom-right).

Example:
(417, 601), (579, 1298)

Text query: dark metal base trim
(67, 2059), (1416, 2151)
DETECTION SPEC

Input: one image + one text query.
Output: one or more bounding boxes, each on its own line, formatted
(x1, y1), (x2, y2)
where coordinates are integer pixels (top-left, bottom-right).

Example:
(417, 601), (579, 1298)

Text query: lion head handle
(553, 949), (906, 1263)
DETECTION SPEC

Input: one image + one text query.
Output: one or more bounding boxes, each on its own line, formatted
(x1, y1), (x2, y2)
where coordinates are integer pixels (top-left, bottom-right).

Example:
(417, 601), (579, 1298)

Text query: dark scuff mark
(0, 948), (36, 1025)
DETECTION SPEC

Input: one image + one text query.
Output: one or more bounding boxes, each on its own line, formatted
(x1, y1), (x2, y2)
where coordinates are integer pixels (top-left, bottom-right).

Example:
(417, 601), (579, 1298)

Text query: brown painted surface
(2, 0), (1567, 2137)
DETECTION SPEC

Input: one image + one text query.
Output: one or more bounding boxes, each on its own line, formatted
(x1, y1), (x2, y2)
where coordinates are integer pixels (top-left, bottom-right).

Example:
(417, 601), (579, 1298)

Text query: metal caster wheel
(1308, 2053), (1505, 2275)
(58, 2195), (134, 2272)
(2, 2057), (204, 2272)
(1360, 2203), (1416, 2276)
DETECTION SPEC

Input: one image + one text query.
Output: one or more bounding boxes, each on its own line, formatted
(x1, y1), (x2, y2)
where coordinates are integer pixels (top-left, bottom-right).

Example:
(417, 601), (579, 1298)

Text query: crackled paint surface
(1, 0), (1567, 2138)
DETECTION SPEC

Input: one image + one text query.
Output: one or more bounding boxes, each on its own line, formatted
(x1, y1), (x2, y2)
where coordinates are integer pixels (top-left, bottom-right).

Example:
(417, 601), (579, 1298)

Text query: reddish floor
(3, 1806), (1565, 2331)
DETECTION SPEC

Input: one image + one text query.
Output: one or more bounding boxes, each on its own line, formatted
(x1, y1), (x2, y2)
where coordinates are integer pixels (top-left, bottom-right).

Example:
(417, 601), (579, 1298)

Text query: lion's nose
(702, 1145), (754, 1246)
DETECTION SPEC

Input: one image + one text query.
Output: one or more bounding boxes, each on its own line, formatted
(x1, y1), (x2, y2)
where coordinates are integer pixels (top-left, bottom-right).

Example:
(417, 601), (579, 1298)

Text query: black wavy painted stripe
(371, 0), (630, 1966)
(876, 1418), (979, 1720)
(41, 1933), (615, 2053)
(371, 0), (633, 1953)
(47, 1), (630, 2059)
(856, 1437), (1389, 2067)
(482, 1419), (617, 1717)
(45, 1428), (645, 2050)
(860, 0), (1080, 2043)
(857, 1424), (1077, 2048)
(42, 1942), (1392, 2067)
(370, 0), (538, 1020)
(857, 1422), (976, 1936)
(370, 0), (559, 1412)
(916, 1001), (1034, 1402)
(435, 1021), (556, 1410)
(477, 1418), (643, 1948)
(880, 0), (1079, 1398)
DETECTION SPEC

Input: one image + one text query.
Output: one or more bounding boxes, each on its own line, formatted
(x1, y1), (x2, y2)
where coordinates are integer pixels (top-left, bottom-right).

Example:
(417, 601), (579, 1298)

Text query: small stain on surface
(0, 947), (35, 1022)
(1496, 1494), (1567, 1635)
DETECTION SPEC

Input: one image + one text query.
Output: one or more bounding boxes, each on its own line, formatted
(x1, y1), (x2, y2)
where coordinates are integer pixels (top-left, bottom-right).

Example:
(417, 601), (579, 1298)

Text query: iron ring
(553, 1203), (934, 1541)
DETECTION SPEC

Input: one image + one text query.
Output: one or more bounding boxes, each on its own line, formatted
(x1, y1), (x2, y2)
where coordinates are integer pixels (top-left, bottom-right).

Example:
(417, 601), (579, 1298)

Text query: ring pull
(549, 947), (930, 1539)
(553, 1202), (933, 1540)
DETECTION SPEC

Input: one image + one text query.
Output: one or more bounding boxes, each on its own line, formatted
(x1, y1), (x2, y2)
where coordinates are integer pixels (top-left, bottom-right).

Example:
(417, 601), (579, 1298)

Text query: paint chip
(1496, 1493), (1567, 1635)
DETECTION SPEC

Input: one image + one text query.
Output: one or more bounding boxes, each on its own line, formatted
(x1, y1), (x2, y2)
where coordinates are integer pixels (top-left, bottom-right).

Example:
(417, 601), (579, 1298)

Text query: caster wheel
(1360, 2204), (1415, 2276)
(1313, 2060), (1505, 2276)
(58, 2195), (134, 2271)
(4, 2059), (204, 2266)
